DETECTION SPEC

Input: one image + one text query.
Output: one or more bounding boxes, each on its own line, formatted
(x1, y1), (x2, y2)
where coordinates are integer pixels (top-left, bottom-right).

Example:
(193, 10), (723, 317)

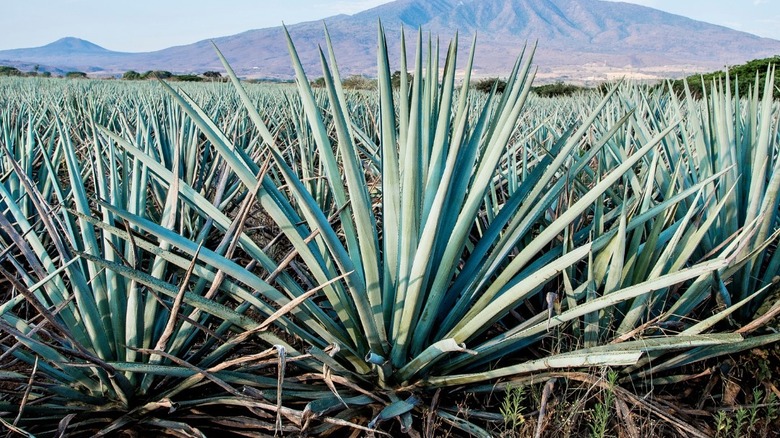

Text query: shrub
(172, 74), (203, 82)
(65, 71), (87, 78)
(391, 69), (412, 88)
(141, 70), (172, 79)
(533, 81), (585, 97)
(122, 70), (142, 80)
(474, 77), (507, 94)
(0, 66), (23, 76)
(341, 74), (375, 90)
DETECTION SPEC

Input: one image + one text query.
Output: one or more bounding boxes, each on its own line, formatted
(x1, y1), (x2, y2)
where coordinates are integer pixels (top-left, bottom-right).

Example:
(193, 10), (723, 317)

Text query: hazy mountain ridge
(1, 0), (779, 82)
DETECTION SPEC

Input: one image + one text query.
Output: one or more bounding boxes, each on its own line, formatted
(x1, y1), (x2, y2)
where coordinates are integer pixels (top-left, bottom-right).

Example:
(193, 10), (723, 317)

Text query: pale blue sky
(1, 0), (777, 52)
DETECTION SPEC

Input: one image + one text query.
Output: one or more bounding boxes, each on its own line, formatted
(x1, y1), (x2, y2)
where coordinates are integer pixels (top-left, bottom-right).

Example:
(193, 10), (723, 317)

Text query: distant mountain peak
(43, 37), (111, 53)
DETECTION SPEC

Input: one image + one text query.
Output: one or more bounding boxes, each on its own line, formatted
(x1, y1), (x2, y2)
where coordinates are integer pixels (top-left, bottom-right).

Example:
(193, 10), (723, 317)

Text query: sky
(1, 0), (778, 52)
(604, 0), (780, 40)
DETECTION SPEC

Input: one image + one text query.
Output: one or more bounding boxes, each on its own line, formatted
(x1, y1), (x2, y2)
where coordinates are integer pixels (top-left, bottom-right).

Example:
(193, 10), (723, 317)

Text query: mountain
(0, 37), (140, 72)
(2, 0), (779, 82)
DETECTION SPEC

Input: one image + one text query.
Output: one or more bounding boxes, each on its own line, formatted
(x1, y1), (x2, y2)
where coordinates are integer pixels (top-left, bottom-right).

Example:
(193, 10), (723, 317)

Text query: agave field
(0, 27), (779, 437)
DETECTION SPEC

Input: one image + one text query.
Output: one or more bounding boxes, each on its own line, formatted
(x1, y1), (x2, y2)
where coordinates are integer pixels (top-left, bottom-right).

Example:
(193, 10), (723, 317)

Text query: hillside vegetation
(670, 55), (780, 98)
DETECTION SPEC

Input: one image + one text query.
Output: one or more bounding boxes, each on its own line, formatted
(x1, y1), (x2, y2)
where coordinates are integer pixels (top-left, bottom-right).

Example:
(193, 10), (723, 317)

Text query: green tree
(65, 71), (87, 79)
(172, 74), (203, 82)
(342, 75), (375, 90)
(533, 81), (584, 97)
(203, 71), (222, 80)
(122, 70), (141, 80)
(141, 70), (172, 79)
(474, 77), (507, 94)
(0, 66), (23, 76)
(391, 70), (413, 89)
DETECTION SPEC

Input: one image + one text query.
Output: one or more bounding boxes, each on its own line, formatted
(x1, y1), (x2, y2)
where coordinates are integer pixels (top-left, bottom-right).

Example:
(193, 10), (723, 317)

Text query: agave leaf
(316, 42), (385, 349)
(377, 23), (402, 325)
(368, 396), (420, 429)
(391, 29), (425, 366)
(632, 332), (780, 380)
(436, 410), (493, 438)
(395, 338), (476, 384)
(306, 395), (376, 417)
(427, 351), (642, 386)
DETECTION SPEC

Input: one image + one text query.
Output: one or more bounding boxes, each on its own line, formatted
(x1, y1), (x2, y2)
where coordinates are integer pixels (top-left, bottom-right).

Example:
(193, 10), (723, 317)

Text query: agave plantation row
(0, 28), (779, 436)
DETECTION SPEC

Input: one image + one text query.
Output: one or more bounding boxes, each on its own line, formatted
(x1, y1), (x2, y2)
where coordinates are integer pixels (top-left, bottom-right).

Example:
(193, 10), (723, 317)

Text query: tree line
(0, 65), (227, 81)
